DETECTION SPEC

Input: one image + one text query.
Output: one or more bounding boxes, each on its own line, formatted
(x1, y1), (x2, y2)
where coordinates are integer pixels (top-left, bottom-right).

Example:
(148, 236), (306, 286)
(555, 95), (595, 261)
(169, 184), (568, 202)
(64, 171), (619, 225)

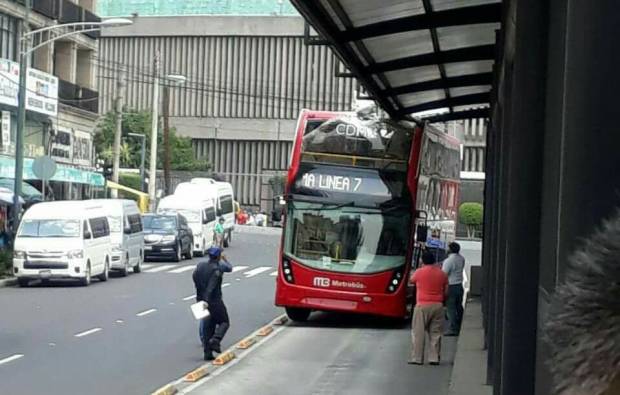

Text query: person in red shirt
(409, 251), (449, 365)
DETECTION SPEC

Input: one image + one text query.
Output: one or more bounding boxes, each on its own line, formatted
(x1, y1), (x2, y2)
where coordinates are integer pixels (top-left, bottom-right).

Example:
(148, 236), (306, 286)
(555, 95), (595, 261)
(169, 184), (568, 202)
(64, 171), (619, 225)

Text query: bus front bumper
(275, 282), (408, 318)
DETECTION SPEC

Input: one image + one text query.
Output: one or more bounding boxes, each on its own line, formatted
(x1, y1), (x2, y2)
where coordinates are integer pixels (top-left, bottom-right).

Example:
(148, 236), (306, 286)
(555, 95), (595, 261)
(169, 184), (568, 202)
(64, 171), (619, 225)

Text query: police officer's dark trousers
(203, 300), (230, 353)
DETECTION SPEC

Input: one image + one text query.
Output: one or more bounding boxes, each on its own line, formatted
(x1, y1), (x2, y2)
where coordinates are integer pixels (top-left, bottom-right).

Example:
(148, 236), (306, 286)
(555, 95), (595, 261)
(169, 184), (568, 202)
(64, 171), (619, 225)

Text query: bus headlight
(282, 257), (295, 284)
(386, 266), (406, 293)
(13, 250), (26, 259)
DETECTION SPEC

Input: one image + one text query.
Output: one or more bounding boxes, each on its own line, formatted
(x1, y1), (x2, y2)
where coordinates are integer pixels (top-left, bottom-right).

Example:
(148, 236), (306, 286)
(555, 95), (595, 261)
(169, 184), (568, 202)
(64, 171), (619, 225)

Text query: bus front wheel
(285, 307), (311, 322)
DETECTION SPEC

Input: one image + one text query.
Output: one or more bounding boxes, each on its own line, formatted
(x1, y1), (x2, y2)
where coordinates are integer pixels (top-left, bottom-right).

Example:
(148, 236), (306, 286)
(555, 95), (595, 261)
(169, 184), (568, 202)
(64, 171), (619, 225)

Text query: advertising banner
(25, 68), (58, 116)
(0, 58), (19, 107)
(1, 111), (10, 147)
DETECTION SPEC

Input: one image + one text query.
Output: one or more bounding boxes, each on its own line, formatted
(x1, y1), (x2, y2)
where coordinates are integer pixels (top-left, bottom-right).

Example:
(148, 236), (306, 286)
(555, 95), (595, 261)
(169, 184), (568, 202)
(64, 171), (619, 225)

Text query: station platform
(188, 313), (458, 395)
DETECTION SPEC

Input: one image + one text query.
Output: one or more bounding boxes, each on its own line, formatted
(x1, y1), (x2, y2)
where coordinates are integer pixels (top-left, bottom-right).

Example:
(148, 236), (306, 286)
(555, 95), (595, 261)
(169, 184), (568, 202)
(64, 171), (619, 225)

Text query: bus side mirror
(416, 225), (428, 243)
(83, 230), (92, 240)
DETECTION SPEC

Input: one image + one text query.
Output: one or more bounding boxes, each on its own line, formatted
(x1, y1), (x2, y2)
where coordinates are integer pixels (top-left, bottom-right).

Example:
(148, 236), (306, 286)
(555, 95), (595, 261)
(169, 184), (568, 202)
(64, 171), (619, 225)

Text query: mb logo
(313, 277), (330, 288)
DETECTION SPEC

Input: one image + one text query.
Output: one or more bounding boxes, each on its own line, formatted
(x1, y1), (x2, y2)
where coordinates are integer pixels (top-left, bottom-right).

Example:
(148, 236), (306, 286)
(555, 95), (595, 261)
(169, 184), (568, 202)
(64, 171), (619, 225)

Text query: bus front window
(284, 202), (410, 273)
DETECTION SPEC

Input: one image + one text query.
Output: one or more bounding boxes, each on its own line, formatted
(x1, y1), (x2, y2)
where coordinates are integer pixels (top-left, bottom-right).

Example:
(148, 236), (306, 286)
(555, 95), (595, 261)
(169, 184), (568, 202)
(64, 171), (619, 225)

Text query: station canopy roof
(290, 0), (501, 122)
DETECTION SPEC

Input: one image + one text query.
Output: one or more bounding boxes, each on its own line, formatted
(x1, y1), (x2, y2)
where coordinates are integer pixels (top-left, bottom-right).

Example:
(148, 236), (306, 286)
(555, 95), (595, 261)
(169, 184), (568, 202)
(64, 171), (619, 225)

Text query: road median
(152, 314), (288, 395)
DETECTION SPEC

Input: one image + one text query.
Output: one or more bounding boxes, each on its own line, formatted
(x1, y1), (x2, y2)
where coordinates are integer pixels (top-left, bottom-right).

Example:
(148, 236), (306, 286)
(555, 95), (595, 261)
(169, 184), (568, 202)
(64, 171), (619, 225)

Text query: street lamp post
(147, 65), (186, 211)
(10, 15), (132, 232)
(127, 133), (146, 192)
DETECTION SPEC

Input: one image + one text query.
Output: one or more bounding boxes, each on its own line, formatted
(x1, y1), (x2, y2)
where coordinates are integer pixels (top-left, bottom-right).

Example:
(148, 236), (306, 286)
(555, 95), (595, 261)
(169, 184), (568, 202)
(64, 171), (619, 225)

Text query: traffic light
(103, 164), (113, 180)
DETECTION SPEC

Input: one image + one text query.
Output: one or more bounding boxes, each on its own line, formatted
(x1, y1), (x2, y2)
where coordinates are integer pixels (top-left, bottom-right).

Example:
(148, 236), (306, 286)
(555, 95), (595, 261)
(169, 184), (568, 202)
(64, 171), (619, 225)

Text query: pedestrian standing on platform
(193, 246), (232, 361)
(409, 251), (449, 365)
(442, 242), (465, 336)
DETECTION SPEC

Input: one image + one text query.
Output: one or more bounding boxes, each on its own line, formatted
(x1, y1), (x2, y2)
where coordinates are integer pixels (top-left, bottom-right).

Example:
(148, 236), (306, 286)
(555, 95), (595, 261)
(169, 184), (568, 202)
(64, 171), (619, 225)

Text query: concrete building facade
(98, 15), (357, 207)
(0, 0), (104, 200)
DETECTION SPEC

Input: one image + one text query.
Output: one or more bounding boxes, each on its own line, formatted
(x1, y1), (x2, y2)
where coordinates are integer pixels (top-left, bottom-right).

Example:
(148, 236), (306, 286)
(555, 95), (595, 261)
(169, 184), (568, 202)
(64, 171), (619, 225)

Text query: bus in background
(275, 110), (460, 321)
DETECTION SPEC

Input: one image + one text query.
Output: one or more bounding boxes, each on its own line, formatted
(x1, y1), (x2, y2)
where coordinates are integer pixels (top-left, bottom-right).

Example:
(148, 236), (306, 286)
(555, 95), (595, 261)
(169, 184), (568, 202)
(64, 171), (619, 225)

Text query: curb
(234, 226), (282, 236)
(152, 384), (178, 395)
(153, 313), (288, 394)
(0, 277), (17, 288)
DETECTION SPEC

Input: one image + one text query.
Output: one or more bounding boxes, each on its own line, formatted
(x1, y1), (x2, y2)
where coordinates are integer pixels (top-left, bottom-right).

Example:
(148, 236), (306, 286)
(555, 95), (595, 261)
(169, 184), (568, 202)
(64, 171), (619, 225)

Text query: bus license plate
(39, 270), (51, 278)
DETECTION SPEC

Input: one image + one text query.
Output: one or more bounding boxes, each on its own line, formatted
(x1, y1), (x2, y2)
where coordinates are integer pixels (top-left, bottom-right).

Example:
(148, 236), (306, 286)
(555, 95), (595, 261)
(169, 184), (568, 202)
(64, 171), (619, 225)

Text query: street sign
(32, 155), (57, 180)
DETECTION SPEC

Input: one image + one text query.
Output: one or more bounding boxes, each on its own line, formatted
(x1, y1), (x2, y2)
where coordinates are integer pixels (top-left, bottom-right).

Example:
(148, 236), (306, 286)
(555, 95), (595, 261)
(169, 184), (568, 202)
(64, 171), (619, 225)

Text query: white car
(13, 201), (112, 287)
(91, 199), (144, 275)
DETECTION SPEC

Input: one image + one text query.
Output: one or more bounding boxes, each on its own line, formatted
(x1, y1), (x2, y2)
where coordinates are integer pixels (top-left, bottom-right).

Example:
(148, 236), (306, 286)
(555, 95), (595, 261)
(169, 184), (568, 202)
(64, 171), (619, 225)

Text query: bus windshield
(284, 201), (410, 274)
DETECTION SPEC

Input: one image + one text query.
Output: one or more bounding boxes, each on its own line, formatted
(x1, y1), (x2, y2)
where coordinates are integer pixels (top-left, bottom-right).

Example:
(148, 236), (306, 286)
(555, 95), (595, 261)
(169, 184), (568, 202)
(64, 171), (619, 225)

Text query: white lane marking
(183, 294), (196, 301)
(231, 266), (249, 273)
(169, 265), (196, 274)
(244, 266), (271, 278)
(144, 264), (176, 273)
(0, 354), (24, 366)
(74, 327), (102, 338)
(269, 271), (278, 276)
(136, 308), (157, 317)
(141, 264), (155, 270)
(222, 283), (230, 288)
(115, 319), (124, 324)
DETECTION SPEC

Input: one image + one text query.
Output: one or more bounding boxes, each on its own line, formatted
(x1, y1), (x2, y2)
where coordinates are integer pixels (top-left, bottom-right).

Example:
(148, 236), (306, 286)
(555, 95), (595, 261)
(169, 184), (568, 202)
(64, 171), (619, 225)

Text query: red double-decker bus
(275, 110), (460, 321)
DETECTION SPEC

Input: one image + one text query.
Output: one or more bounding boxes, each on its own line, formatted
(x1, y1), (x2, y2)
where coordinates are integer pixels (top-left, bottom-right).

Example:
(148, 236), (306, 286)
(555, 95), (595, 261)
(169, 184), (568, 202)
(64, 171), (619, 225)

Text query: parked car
(13, 201), (112, 287)
(91, 199), (144, 276)
(142, 213), (193, 262)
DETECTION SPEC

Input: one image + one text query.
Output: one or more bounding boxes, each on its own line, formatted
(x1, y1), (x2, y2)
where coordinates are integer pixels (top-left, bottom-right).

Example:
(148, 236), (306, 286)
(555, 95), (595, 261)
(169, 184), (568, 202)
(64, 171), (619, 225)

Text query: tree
(459, 202), (483, 239)
(94, 108), (211, 175)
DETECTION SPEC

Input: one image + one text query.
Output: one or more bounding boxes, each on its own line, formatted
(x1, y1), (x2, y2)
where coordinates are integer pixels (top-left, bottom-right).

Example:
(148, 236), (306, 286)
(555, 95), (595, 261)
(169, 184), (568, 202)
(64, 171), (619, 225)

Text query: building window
(0, 13), (17, 61)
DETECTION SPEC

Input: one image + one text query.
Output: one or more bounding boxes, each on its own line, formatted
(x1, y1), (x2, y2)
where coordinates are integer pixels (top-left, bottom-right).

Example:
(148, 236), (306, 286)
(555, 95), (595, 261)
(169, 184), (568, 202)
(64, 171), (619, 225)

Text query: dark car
(142, 213), (193, 262)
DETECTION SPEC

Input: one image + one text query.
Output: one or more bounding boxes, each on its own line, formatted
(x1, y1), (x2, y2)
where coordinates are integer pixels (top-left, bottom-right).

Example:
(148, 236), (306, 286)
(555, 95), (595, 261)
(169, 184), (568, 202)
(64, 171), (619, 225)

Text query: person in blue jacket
(193, 246), (233, 361)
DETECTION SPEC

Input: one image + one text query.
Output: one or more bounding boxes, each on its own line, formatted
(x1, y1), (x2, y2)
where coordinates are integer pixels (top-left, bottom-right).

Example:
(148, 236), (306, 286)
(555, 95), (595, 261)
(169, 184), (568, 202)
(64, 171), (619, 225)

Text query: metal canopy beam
(366, 44), (495, 73)
(398, 92), (490, 115)
(340, 3), (501, 42)
(422, 108), (490, 122)
(290, 0), (401, 118)
(384, 72), (493, 96)
(421, 0), (452, 113)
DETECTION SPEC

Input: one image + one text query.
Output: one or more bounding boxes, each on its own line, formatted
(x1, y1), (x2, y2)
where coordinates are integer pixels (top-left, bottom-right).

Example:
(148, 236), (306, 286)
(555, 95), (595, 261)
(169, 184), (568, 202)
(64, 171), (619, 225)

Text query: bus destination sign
(300, 173), (362, 193)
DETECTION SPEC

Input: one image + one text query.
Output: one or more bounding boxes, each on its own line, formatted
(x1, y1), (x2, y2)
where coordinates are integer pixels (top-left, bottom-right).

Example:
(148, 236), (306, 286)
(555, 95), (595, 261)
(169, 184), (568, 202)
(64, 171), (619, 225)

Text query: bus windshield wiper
(292, 200), (356, 211)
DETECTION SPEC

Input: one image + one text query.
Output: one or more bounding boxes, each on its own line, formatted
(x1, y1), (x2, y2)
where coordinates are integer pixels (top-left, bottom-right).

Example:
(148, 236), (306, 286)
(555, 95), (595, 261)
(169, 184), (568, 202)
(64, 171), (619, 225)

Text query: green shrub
(459, 202), (484, 238)
(0, 249), (12, 278)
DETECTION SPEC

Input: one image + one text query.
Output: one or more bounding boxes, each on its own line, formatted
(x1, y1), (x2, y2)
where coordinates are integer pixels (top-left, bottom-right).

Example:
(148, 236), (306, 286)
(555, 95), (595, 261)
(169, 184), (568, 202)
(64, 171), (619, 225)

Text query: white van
(13, 201), (112, 287)
(91, 199), (144, 276)
(157, 194), (216, 256)
(175, 178), (236, 247)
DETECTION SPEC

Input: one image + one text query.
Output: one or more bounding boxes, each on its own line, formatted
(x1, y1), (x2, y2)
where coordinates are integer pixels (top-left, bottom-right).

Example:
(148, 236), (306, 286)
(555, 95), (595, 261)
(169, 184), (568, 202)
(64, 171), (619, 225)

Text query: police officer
(193, 246), (232, 361)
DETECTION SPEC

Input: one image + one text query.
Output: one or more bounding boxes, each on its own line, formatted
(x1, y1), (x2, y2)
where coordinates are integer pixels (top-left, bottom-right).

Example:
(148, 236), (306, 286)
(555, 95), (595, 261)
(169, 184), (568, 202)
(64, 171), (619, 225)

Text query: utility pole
(111, 69), (125, 198)
(162, 85), (171, 195)
(11, 0), (30, 234)
(148, 51), (160, 211)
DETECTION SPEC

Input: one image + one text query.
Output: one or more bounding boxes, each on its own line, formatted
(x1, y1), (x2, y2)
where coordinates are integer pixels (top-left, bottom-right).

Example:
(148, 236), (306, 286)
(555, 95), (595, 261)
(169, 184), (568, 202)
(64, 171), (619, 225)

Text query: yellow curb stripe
(184, 366), (208, 382)
(236, 337), (257, 350)
(151, 384), (178, 395)
(257, 325), (273, 336)
(212, 351), (235, 366)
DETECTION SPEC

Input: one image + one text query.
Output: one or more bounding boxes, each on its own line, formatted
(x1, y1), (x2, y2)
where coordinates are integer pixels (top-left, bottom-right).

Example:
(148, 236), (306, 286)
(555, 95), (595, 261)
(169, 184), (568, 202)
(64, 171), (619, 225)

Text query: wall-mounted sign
(1, 111), (10, 147)
(50, 126), (73, 163)
(25, 68), (58, 116)
(0, 59), (19, 107)
(0, 155), (105, 187)
(72, 130), (91, 166)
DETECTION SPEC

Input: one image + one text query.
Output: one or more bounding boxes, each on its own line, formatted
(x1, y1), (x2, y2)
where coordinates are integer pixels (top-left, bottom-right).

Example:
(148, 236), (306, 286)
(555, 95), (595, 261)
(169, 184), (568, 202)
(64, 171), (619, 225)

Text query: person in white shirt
(442, 242), (465, 336)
